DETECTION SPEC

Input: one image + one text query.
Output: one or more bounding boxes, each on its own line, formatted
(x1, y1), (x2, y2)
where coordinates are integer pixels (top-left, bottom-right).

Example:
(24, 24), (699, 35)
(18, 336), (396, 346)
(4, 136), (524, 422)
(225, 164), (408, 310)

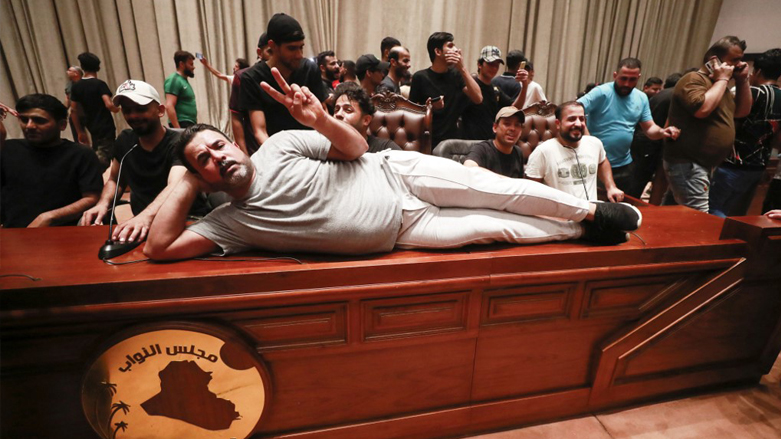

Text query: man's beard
(280, 57), (300, 72)
(129, 119), (158, 136)
(614, 82), (632, 96)
(560, 128), (583, 143)
(184, 68), (195, 78)
(325, 69), (337, 81)
(219, 159), (251, 188)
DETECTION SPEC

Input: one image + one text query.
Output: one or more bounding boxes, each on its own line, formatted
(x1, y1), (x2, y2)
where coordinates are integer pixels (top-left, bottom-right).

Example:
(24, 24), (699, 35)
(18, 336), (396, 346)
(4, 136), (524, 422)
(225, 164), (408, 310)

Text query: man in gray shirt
(145, 68), (642, 260)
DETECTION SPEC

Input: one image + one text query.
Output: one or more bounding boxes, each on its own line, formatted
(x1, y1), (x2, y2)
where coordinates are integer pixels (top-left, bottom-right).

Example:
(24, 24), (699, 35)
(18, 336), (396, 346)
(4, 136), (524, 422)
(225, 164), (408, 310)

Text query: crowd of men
(2, 12), (780, 260)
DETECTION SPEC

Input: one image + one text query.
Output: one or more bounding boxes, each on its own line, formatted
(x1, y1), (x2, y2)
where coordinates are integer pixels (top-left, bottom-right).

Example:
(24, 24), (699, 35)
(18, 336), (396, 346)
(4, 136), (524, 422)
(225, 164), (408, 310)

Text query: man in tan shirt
(662, 36), (752, 212)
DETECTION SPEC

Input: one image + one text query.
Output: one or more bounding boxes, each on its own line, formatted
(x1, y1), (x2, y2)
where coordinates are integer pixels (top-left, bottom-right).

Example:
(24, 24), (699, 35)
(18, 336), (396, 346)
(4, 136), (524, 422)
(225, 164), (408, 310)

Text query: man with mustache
(525, 101), (623, 202)
(577, 58), (680, 193)
(80, 80), (208, 243)
(143, 68), (644, 261)
(377, 46), (412, 94)
(239, 13), (327, 146)
(164, 51), (198, 128)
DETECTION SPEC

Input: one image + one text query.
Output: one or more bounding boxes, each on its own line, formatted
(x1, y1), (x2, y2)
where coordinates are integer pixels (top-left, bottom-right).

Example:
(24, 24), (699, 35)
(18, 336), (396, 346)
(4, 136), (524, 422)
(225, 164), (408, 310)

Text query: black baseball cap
(267, 13), (305, 44)
(356, 54), (389, 75)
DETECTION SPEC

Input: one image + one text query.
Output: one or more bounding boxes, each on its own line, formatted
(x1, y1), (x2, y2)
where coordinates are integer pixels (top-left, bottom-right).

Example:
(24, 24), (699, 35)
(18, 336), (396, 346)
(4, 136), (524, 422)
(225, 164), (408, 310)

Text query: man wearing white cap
(80, 79), (209, 243)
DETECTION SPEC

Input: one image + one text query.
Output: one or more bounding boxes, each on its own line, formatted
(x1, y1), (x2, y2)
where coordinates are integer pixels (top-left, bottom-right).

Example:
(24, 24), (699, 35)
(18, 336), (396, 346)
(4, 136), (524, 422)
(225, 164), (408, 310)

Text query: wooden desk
(2, 206), (780, 438)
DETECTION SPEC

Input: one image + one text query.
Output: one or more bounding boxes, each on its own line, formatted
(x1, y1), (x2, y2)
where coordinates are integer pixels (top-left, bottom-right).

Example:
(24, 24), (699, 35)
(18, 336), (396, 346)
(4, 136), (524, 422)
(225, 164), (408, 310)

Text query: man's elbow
(470, 94), (483, 104)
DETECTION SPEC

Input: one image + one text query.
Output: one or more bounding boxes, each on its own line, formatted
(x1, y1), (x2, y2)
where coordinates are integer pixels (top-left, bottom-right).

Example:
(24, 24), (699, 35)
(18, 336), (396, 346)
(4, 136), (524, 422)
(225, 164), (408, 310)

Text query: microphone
(98, 144), (142, 259)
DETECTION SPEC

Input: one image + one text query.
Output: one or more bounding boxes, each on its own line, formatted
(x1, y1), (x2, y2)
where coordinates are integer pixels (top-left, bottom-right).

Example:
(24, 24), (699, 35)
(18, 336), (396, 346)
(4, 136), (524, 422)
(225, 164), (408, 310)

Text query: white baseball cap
(113, 79), (162, 106)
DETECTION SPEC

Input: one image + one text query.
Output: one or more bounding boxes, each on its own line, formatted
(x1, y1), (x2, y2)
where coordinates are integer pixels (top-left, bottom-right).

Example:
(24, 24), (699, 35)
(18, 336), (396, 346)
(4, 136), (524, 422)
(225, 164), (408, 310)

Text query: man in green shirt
(164, 51), (197, 128)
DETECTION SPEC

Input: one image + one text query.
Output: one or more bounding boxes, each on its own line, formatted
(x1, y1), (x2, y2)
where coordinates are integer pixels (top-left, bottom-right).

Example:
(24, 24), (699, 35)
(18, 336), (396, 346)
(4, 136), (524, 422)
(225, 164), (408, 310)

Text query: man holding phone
(409, 32), (483, 147)
(662, 36), (752, 212)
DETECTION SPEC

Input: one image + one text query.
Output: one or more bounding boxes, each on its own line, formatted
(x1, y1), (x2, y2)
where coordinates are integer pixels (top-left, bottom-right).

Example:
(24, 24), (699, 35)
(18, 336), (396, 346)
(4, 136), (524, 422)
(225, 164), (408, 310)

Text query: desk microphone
(98, 144), (141, 259)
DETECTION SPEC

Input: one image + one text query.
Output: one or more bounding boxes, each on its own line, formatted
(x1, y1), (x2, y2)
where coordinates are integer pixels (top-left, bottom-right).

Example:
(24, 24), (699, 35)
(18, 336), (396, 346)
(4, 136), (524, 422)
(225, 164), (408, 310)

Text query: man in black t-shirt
(461, 46), (528, 140)
(80, 80), (208, 243)
(409, 32), (483, 147)
(463, 106), (525, 178)
(239, 13), (327, 147)
(1, 94), (103, 227)
(332, 82), (402, 153)
(70, 52), (119, 169)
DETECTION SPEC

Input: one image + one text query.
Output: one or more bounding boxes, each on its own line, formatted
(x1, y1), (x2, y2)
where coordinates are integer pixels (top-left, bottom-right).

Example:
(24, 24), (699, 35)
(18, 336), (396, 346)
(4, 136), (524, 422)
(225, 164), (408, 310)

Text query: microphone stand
(98, 144), (142, 259)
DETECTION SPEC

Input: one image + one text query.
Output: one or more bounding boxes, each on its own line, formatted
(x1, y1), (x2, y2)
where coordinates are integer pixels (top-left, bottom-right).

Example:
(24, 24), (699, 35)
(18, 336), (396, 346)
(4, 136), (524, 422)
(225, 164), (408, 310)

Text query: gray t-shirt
(188, 130), (402, 255)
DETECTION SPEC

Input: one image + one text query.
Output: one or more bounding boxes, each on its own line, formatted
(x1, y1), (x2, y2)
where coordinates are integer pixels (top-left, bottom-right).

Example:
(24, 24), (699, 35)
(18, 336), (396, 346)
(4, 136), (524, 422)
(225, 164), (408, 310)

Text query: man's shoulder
(535, 137), (563, 152)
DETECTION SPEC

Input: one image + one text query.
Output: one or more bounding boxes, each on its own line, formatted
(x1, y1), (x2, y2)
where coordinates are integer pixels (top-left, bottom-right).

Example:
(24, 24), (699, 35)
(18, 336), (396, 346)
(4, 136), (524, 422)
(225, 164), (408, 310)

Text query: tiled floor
(467, 353), (781, 439)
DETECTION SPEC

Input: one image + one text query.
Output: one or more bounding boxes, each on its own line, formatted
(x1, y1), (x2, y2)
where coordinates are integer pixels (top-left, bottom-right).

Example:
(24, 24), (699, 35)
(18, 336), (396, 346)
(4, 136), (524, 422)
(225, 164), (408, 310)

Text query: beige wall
(710, 0), (781, 53)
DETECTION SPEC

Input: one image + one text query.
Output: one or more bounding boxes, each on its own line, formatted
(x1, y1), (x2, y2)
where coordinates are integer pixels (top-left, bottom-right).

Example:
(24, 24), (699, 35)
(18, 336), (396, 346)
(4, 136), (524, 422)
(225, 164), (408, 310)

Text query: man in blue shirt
(577, 58), (679, 192)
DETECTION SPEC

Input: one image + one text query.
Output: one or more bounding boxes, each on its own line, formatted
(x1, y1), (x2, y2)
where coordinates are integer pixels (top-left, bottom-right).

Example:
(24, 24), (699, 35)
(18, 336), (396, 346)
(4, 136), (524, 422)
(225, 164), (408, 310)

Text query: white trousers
(381, 151), (591, 249)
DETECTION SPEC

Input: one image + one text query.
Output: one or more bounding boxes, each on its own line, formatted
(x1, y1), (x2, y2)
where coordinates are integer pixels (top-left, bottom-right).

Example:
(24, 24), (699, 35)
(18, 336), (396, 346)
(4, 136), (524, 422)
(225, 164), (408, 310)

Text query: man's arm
(261, 67), (367, 160)
(248, 110), (269, 145)
(70, 101), (90, 144)
(80, 158), (123, 226)
(732, 63), (752, 118)
(28, 192), (100, 227)
(597, 158), (624, 202)
(446, 49), (482, 104)
(510, 69), (529, 109)
(639, 119), (680, 141)
(200, 56), (230, 84)
(693, 62), (735, 118)
(165, 94), (180, 128)
(144, 173), (218, 260)
(102, 95), (120, 113)
(110, 165), (189, 243)
(231, 111), (248, 154)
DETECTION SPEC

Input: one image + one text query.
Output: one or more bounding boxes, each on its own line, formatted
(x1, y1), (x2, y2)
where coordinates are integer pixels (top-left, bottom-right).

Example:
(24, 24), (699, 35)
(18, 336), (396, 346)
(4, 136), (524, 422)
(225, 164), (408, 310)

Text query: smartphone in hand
(196, 52), (204, 60)
(704, 57), (720, 75)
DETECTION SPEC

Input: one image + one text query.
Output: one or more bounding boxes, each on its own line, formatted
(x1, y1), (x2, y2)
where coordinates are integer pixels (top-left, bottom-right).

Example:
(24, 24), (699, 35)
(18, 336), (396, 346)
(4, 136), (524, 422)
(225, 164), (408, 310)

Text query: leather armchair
(518, 101), (558, 161)
(368, 92), (433, 154)
(432, 139), (480, 163)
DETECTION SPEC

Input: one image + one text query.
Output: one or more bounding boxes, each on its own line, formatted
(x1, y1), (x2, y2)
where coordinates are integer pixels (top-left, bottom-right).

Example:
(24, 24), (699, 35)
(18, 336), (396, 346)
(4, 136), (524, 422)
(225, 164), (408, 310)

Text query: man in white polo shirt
(525, 101), (623, 202)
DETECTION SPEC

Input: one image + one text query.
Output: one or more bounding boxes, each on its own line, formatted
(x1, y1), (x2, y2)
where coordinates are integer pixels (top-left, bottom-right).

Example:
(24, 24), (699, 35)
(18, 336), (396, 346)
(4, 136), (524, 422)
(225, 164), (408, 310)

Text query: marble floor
(466, 353), (781, 439)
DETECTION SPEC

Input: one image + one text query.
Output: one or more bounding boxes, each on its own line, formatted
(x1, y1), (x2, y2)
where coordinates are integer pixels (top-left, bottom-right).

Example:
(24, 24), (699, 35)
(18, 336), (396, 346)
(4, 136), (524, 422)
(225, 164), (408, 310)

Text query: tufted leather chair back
(517, 101), (558, 161)
(432, 139), (480, 163)
(368, 92), (433, 154)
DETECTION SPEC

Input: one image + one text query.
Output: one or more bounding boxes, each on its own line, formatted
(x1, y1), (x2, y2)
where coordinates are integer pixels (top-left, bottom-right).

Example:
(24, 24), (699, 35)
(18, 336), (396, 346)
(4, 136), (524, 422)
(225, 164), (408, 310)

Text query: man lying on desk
(144, 68), (643, 261)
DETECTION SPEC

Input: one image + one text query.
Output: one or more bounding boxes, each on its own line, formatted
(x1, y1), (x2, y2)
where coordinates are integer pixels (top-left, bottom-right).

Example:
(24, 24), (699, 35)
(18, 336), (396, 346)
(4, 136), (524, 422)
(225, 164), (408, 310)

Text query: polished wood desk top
(1, 206), (749, 299)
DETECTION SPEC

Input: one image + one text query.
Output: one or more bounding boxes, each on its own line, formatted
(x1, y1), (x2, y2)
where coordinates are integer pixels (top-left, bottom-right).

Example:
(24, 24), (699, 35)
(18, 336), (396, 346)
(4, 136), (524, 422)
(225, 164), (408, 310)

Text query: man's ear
(157, 104), (166, 118)
(362, 114), (372, 131)
(57, 118), (68, 132)
(612, 71), (618, 80)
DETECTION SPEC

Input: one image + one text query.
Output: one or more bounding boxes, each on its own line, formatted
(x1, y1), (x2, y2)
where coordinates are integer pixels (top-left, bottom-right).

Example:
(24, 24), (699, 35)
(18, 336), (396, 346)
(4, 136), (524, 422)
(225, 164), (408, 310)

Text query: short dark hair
(506, 50), (526, 70)
(174, 51), (194, 68)
(16, 93), (69, 121)
(341, 60), (356, 79)
(555, 101), (584, 121)
(174, 123), (230, 173)
(257, 32), (269, 49)
(643, 77), (662, 88)
(77, 52), (101, 72)
(664, 73), (683, 89)
(236, 58), (250, 70)
(381, 37), (401, 55)
(754, 48), (781, 80)
(524, 61), (534, 71)
(426, 32), (454, 62)
(333, 82), (375, 116)
(317, 50), (335, 68)
(703, 36), (746, 64)
(616, 57), (642, 71)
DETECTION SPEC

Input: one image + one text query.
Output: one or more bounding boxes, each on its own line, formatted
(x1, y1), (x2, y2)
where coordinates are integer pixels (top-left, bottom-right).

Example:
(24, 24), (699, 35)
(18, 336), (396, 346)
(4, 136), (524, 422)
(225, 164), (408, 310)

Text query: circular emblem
(82, 323), (269, 439)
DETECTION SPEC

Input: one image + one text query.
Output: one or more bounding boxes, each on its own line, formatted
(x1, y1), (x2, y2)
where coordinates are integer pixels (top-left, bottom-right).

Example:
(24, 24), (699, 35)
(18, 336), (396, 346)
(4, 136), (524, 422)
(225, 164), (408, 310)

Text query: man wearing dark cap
(356, 54), (388, 96)
(460, 46), (528, 140)
(464, 106), (526, 178)
(239, 13), (327, 146)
